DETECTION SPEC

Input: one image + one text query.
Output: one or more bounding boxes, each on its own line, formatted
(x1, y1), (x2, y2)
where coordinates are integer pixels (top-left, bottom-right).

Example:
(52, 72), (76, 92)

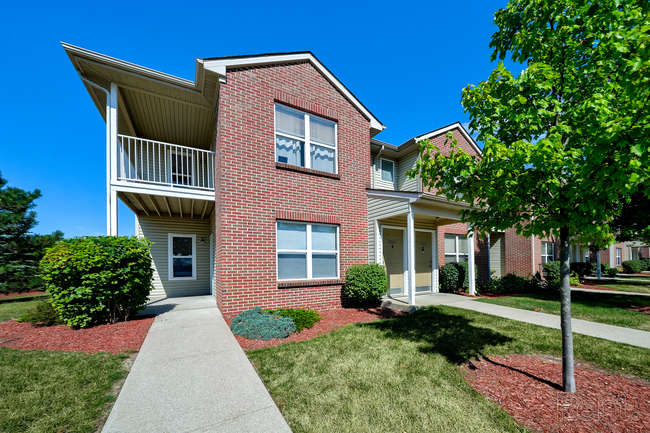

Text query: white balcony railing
(117, 135), (214, 191)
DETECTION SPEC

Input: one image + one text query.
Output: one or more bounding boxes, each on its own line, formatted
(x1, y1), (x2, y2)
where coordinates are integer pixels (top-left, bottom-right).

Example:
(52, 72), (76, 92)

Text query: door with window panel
(169, 234), (195, 279)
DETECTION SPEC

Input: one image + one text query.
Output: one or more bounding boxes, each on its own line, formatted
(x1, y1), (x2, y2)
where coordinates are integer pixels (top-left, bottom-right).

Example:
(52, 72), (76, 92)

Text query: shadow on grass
(364, 306), (514, 365)
(517, 291), (650, 310)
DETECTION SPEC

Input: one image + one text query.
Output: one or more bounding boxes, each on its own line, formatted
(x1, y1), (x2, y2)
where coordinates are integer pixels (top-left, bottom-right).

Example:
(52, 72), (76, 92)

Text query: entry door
(490, 233), (505, 279)
(415, 231), (433, 292)
(382, 228), (404, 295)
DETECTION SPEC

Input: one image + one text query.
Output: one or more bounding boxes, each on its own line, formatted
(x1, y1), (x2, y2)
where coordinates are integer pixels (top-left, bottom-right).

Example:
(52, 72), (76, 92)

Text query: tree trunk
(560, 226), (576, 393)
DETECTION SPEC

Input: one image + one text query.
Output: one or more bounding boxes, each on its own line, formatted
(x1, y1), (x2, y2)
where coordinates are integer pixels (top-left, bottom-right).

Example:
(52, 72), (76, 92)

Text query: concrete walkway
(382, 293), (650, 349)
(102, 296), (291, 433)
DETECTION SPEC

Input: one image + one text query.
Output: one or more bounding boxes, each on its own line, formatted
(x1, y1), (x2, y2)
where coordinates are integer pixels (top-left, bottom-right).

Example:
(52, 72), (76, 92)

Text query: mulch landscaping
(462, 354), (650, 433)
(226, 306), (405, 351)
(0, 291), (47, 299)
(0, 316), (154, 354)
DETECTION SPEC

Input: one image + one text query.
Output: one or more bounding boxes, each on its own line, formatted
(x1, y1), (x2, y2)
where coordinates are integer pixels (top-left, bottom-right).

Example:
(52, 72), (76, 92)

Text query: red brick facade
(214, 62), (370, 317)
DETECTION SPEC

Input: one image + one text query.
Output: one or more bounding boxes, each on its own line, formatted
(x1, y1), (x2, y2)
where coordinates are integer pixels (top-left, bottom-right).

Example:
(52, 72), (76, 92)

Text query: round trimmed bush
(40, 236), (154, 328)
(230, 307), (296, 340)
(543, 261), (560, 281)
(622, 260), (647, 274)
(440, 262), (478, 292)
(343, 264), (388, 303)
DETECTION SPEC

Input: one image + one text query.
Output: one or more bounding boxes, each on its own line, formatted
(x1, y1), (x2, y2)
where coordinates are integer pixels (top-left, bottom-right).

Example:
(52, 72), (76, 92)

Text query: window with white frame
(275, 104), (337, 174)
(616, 248), (622, 266)
(380, 158), (394, 183)
(168, 233), (196, 279)
(542, 242), (554, 264)
(277, 222), (339, 280)
(444, 234), (468, 264)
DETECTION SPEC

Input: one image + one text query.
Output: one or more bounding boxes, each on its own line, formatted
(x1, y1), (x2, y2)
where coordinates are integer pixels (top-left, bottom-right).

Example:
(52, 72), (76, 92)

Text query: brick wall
(215, 61), (370, 317)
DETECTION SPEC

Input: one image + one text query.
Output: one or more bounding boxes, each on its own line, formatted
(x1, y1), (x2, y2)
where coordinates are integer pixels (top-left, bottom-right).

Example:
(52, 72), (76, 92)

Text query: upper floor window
(276, 221), (339, 280)
(541, 242), (554, 264)
(444, 234), (468, 264)
(380, 158), (394, 183)
(275, 104), (337, 174)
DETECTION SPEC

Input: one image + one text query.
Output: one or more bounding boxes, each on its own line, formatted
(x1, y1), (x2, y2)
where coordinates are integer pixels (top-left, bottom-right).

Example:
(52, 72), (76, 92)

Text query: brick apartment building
(64, 43), (643, 316)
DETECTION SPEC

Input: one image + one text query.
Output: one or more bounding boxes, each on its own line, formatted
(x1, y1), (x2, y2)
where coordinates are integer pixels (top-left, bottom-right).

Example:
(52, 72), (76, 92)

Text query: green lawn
(0, 297), (49, 323)
(598, 281), (650, 294)
(247, 306), (650, 433)
(0, 348), (128, 433)
(477, 291), (650, 331)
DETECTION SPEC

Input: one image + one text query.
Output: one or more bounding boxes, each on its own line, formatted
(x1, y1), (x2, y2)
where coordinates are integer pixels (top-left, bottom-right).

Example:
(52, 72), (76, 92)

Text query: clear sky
(1, 0), (522, 238)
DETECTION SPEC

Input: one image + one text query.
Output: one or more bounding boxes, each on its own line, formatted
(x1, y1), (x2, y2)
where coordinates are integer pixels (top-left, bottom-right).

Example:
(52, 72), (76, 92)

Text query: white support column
(432, 229), (439, 293)
(109, 83), (119, 236)
(467, 225), (476, 296)
(609, 245), (615, 267)
(407, 205), (416, 305)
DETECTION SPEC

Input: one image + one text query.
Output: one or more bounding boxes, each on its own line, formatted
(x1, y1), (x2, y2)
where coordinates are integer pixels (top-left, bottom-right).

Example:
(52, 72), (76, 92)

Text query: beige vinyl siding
(396, 152), (419, 192)
(490, 233), (505, 278)
(368, 196), (410, 263)
(137, 216), (212, 297)
(372, 157), (396, 190)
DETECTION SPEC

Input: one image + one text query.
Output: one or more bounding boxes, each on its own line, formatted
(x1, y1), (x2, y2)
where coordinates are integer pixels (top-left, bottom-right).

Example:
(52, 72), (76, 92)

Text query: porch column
(407, 205), (416, 305)
(467, 225), (476, 296)
(109, 83), (119, 236)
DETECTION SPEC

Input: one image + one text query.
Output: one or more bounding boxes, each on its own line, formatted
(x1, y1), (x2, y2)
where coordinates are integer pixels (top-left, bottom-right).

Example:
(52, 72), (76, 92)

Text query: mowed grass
(477, 291), (650, 331)
(0, 348), (128, 433)
(247, 306), (650, 433)
(598, 281), (650, 294)
(0, 297), (49, 323)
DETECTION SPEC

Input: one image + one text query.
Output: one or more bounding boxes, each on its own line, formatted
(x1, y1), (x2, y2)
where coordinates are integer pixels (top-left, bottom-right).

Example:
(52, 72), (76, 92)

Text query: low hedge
(343, 264), (388, 303)
(40, 236), (154, 328)
(265, 308), (322, 332)
(440, 262), (478, 292)
(542, 261), (580, 285)
(543, 261), (560, 281)
(622, 260), (647, 274)
(570, 262), (592, 278)
(230, 307), (296, 340)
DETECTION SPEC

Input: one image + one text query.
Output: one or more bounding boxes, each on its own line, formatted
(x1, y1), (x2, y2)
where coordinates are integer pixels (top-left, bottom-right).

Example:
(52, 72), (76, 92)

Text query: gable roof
(202, 52), (385, 136)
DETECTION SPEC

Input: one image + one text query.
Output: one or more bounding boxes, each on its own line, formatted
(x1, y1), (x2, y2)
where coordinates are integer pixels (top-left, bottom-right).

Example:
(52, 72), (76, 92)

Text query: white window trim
(379, 158), (395, 184)
(444, 234), (468, 263)
(168, 233), (197, 280)
(542, 242), (554, 264)
(274, 103), (338, 174)
(276, 221), (340, 281)
(616, 248), (622, 266)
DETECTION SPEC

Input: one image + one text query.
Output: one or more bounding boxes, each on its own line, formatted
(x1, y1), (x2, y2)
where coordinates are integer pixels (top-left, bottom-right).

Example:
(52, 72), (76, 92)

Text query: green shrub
(499, 273), (534, 293)
(40, 236), (154, 328)
(265, 308), (322, 332)
(622, 260), (647, 274)
(343, 264), (388, 303)
(590, 262), (611, 274)
(543, 261), (560, 281)
(17, 300), (63, 326)
(570, 262), (592, 278)
(230, 307), (296, 340)
(641, 258), (650, 269)
(570, 271), (580, 286)
(605, 267), (619, 277)
(440, 262), (479, 292)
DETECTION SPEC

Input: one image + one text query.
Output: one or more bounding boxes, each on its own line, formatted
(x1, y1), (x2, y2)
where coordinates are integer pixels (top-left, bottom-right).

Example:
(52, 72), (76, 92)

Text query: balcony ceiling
(118, 192), (215, 220)
(64, 43), (220, 150)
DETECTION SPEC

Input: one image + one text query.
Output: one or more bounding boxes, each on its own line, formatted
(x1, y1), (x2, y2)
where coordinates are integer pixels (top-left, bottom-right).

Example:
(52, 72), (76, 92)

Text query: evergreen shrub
(230, 307), (296, 340)
(605, 267), (619, 277)
(439, 262), (478, 292)
(543, 261), (560, 281)
(40, 236), (154, 328)
(622, 260), (647, 274)
(570, 262), (592, 278)
(265, 308), (321, 332)
(343, 264), (388, 303)
(17, 300), (63, 326)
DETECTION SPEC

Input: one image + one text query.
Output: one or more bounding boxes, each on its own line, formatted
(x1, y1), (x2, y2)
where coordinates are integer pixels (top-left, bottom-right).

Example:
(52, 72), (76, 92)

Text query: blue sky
(1, 0), (521, 238)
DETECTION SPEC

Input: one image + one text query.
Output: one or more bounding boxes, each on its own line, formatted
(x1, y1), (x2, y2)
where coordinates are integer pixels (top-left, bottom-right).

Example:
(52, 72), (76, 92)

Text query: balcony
(117, 135), (214, 193)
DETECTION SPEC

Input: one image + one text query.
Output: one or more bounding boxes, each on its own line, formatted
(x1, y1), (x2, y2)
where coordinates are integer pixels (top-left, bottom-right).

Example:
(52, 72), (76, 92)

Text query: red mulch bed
(578, 281), (616, 291)
(226, 307), (405, 351)
(0, 317), (154, 354)
(0, 291), (47, 299)
(462, 354), (650, 433)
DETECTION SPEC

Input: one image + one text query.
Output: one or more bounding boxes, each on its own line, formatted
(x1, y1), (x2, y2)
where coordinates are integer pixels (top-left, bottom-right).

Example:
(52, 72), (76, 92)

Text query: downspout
(371, 145), (385, 189)
(77, 72), (112, 235)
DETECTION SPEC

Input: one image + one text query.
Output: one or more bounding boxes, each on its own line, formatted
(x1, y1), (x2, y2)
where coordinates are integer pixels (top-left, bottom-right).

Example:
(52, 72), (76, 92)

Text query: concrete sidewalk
(382, 293), (650, 349)
(102, 296), (291, 433)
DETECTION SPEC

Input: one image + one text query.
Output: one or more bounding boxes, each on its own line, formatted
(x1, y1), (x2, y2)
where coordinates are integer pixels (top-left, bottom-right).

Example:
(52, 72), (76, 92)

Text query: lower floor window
(541, 242), (554, 264)
(169, 233), (196, 279)
(444, 234), (468, 263)
(616, 248), (621, 266)
(277, 221), (339, 280)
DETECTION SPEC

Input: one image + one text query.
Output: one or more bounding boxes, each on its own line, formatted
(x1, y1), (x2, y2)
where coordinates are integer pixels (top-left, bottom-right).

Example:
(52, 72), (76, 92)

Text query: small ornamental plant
(265, 308), (322, 332)
(230, 307), (297, 341)
(343, 264), (388, 304)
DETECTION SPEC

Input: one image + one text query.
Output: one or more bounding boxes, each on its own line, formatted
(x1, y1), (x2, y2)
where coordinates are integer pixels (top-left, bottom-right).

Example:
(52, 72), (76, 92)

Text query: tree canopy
(409, 0), (650, 393)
